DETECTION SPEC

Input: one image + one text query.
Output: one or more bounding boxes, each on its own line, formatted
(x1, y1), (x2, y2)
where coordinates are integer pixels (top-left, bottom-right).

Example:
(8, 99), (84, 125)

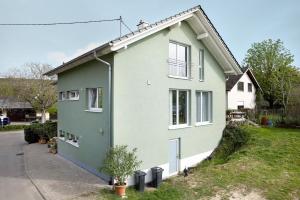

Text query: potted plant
(100, 145), (142, 197)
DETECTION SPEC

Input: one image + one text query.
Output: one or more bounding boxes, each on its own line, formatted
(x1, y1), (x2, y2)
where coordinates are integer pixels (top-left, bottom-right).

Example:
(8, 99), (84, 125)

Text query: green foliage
(211, 123), (249, 162)
(100, 145), (142, 186)
(244, 39), (297, 108)
(24, 121), (57, 143)
(0, 124), (28, 132)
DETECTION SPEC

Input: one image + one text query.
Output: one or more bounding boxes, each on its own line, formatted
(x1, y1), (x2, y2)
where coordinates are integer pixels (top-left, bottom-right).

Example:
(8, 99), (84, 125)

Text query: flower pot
(39, 138), (47, 144)
(114, 184), (126, 196)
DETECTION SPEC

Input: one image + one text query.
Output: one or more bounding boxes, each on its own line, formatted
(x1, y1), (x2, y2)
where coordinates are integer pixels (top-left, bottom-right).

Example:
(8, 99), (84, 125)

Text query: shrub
(100, 145), (142, 186)
(24, 126), (39, 144)
(211, 123), (249, 162)
(24, 121), (57, 144)
(0, 125), (28, 131)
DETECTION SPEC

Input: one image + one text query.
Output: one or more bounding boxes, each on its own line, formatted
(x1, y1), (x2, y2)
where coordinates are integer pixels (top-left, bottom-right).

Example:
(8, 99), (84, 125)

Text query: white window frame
(168, 41), (190, 79)
(196, 91), (213, 126)
(86, 88), (103, 112)
(169, 89), (190, 129)
(237, 82), (244, 91)
(59, 91), (67, 101)
(248, 83), (253, 92)
(199, 49), (204, 81)
(67, 90), (79, 101)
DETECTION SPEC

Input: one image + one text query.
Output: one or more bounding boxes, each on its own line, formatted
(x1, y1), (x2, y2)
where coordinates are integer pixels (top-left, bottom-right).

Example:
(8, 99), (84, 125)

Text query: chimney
(137, 20), (149, 30)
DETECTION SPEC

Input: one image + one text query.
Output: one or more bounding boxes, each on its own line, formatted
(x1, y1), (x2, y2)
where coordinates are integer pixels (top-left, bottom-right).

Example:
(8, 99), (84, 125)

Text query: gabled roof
(45, 5), (242, 76)
(226, 67), (262, 91)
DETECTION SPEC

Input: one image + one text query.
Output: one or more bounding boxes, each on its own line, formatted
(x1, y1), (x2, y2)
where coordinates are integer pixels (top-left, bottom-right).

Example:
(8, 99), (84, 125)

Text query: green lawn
(96, 127), (300, 200)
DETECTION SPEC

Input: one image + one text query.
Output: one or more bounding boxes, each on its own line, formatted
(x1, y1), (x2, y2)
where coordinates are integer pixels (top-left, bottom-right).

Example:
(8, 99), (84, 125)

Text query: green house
(45, 5), (242, 185)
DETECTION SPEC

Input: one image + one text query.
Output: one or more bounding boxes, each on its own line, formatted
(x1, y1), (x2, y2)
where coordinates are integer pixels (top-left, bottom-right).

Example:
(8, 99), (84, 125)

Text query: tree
(5, 63), (57, 123)
(244, 39), (295, 109)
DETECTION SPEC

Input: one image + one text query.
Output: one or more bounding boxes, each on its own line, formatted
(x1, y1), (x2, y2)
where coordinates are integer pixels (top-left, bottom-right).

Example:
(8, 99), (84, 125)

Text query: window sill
(85, 109), (103, 113)
(199, 80), (204, 82)
(168, 75), (190, 80)
(69, 98), (79, 101)
(58, 137), (65, 141)
(195, 122), (213, 126)
(168, 124), (192, 130)
(66, 140), (79, 148)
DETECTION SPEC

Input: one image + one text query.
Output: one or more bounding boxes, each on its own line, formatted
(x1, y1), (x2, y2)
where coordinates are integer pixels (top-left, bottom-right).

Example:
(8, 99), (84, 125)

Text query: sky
(0, 0), (299, 73)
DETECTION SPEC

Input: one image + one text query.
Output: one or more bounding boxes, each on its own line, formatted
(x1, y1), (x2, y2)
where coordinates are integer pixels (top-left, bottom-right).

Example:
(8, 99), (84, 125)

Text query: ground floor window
(169, 89), (190, 127)
(196, 91), (212, 124)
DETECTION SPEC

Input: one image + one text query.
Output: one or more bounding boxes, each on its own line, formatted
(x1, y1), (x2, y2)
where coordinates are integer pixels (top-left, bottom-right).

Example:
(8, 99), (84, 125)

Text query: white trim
(168, 124), (192, 130)
(66, 140), (79, 148)
(195, 122), (213, 126)
(168, 75), (189, 80)
(84, 108), (103, 113)
(197, 32), (209, 40)
(58, 137), (65, 141)
(180, 150), (213, 171)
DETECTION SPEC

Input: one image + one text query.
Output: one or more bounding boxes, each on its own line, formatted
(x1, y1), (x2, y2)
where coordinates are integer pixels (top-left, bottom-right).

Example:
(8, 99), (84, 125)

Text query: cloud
(47, 42), (101, 65)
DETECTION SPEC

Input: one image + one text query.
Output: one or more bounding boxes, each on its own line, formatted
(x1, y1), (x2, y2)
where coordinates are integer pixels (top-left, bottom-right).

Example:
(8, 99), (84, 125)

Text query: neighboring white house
(226, 67), (261, 110)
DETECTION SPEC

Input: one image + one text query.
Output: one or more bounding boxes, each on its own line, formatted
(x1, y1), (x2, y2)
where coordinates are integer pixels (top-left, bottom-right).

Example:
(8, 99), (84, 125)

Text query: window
(67, 90), (79, 100)
(248, 83), (253, 92)
(169, 89), (190, 128)
(196, 91), (212, 124)
(199, 49), (204, 81)
(59, 92), (66, 101)
(168, 41), (190, 78)
(237, 82), (244, 91)
(87, 88), (103, 111)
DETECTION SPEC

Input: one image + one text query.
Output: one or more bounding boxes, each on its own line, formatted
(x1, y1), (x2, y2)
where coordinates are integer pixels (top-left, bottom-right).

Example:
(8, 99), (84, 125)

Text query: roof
(0, 97), (32, 109)
(226, 67), (262, 91)
(45, 5), (242, 76)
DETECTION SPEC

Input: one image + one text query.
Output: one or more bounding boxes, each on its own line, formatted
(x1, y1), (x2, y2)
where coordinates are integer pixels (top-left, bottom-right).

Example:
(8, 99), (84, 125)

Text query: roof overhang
(45, 5), (242, 76)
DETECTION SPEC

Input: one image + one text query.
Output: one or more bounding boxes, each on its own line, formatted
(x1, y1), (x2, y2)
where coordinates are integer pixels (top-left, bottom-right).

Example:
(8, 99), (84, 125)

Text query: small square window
(237, 82), (244, 91)
(59, 92), (67, 101)
(67, 90), (79, 100)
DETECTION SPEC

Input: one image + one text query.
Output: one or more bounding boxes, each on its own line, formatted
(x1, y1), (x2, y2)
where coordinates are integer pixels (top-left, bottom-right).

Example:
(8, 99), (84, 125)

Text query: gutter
(93, 51), (113, 148)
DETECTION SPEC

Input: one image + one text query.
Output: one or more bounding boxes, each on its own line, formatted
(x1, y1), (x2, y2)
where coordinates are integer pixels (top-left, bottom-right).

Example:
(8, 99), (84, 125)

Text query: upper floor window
(169, 89), (190, 128)
(87, 88), (103, 112)
(67, 90), (79, 100)
(199, 49), (204, 81)
(237, 82), (244, 91)
(248, 83), (253, 92)
(168, 41), (190, 78)
(59, 92), (66, 101)
(196, 91), (212, 124)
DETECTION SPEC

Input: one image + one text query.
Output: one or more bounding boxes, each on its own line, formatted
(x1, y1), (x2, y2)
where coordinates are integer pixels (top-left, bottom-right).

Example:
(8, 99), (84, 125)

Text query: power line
(0, 18), (120, 26)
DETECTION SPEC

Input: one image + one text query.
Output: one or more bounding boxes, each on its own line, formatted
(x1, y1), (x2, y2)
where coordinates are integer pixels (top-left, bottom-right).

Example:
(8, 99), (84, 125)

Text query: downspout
(93, 51), (113, 148)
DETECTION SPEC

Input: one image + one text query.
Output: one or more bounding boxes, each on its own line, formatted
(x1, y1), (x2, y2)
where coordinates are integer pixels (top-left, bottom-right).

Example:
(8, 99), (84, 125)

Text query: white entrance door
(169, 139), (179, 175)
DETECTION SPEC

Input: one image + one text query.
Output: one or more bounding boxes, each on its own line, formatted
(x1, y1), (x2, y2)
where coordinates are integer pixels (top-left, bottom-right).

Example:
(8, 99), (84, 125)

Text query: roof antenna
(121, 18), (134, 34)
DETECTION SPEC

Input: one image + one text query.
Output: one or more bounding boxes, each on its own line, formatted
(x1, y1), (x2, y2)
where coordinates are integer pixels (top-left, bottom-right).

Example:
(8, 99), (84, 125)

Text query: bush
(100, 145), (142, 186)
(24, 126), (39, 144)
(211, 123), (249, 162)
(0, 125), (28, 131)
(275, 117), (300, 128)
(24, 121), (57, 144)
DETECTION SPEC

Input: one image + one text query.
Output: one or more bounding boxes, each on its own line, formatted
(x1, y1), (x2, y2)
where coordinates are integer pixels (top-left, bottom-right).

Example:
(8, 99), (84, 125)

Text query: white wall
(227, 73), (256, 110)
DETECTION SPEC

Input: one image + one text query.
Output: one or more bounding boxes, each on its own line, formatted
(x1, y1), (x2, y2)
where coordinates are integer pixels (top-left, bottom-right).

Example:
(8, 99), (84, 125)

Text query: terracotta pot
(114, 184), (126, 196)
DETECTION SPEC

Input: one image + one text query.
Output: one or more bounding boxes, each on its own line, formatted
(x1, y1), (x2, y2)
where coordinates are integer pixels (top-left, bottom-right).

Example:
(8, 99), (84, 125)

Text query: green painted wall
(113, 21), (226, 169)
(57, 55), (112, 176)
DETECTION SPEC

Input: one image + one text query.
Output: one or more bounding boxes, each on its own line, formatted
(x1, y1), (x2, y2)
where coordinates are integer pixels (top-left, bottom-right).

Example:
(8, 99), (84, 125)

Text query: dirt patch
(210, 187), (265, 200)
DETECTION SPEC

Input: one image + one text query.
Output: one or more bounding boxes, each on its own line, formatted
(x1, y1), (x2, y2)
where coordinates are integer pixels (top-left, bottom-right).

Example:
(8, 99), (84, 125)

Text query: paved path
(24, 140), (108, 200)
(0, 131), (44, 200)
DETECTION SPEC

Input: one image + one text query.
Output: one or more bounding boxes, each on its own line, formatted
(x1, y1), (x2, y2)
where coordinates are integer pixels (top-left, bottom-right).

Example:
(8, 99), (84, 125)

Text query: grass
(0, 124), (28, 132)
(96, 127), (300, 200)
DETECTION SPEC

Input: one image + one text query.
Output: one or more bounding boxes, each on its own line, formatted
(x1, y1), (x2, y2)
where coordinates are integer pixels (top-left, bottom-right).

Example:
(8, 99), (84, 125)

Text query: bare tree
(6, 63), (57, 123)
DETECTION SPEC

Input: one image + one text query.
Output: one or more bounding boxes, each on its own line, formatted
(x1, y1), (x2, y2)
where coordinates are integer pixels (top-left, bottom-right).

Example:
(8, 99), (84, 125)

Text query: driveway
(0, 131), (44, 200)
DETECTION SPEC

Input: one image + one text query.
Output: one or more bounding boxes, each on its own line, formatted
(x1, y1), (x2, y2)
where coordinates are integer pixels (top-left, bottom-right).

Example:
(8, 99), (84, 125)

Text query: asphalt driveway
(0, 131), (43, 200)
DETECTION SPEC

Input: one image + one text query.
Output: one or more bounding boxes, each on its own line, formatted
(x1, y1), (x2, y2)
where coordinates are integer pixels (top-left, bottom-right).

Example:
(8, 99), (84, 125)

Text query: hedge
(24, 121), (57, 144)
(0, 125), (28, 132)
